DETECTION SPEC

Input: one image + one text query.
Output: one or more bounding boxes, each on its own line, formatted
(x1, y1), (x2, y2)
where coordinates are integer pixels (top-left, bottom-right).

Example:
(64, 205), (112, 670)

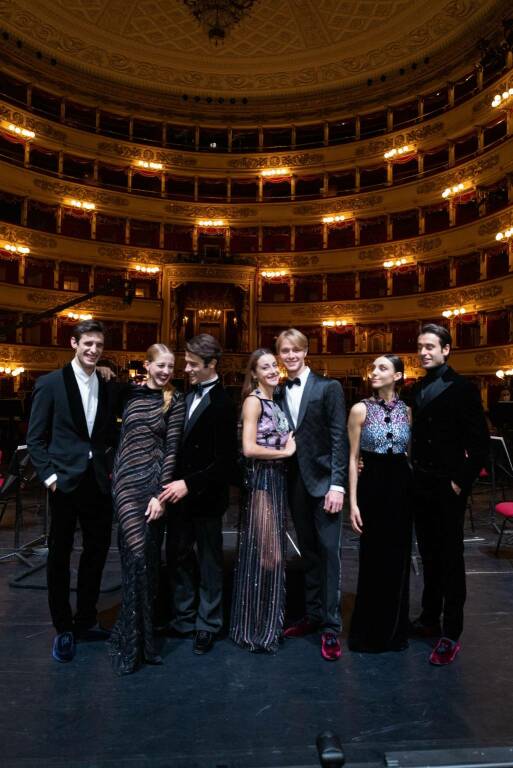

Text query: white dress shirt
(44, 358), (99, 488)
(285, 366), (345, 495)
(188, 376), (218, 419)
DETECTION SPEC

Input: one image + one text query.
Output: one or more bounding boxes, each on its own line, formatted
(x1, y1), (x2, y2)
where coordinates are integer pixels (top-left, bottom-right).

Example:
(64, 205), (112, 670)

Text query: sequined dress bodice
(253, 392), (290, 451)
(360, 397), (410, 455)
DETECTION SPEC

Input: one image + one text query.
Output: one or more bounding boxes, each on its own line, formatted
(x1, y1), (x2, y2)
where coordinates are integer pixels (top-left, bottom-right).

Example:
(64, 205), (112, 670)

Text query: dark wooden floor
(1, 485), (512, 768)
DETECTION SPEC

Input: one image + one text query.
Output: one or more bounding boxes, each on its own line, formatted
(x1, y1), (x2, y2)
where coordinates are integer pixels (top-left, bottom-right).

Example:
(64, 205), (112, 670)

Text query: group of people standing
(26, 319), (489, 675)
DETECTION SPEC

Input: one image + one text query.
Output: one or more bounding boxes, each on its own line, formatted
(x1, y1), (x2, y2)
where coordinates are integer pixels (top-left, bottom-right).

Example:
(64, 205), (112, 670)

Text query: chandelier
(183, 1), (256, 44)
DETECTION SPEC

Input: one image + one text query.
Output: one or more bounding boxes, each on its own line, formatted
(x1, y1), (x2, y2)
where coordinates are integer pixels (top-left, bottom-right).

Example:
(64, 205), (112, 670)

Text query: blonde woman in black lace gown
(108, 344), (185, 675)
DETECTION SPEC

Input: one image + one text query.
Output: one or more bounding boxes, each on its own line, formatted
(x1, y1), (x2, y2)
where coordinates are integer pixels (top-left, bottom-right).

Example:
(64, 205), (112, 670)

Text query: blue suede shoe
(52, 631), (76, 663)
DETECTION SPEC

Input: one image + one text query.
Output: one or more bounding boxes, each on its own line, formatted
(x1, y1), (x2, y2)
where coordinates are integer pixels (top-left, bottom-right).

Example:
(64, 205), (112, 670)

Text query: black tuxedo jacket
(410, 366), (489, 494)
(27, 363), (117, 494)
(177, 382), (238, 517)
(275, 372), (348, 497)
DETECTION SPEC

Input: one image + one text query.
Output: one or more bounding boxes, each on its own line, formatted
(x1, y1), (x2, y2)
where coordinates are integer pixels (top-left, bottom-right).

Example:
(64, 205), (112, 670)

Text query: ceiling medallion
(183, 0), (256, 45)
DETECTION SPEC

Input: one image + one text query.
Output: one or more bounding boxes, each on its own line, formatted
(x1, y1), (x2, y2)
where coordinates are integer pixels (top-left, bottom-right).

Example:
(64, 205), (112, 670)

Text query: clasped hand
(145, 496), (164, 522)
(324, 489), (344, 514)
(159, 479), (188, 505)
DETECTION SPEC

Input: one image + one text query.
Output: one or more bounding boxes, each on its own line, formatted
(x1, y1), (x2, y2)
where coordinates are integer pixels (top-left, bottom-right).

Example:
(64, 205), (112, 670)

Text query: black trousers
(288, 464), (343, 634)
(166, 506), (224, 635)
(413, 473), (467, 641)
(47, 465), (112, 634)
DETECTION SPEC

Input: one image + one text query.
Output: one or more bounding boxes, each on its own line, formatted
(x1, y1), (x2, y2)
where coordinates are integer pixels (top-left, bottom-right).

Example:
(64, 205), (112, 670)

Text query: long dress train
(230, 393), (290, 652)
(108, 387), (185, 675)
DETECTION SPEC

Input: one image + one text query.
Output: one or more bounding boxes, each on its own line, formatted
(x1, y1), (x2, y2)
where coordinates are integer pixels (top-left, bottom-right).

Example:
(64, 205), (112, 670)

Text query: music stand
(489, 436), (513, 531)
(0, 446), (48, 568)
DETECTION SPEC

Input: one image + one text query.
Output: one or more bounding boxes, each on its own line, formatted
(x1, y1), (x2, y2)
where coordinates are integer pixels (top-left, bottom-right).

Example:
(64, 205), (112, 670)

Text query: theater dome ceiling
(0, 0), (508, 106)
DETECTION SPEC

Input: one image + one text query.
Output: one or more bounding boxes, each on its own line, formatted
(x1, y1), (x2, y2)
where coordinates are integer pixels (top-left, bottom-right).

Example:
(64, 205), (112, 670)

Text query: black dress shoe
(409, 617), (441, 638)
(74, 623), (111, 642)
(194, 630), (214, 655)
(52, 631), (76, 663)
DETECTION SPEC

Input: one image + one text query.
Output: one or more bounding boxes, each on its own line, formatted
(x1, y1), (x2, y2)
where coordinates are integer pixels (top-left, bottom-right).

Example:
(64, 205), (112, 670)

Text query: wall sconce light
(197, 219), (226, 227)
(136, 160), (163, 171)
(198, 308), (222, 319)
(6, 123), (35, 139)
(491, 88), (513, 108)
(442, 307), (466, 318)
(383, 257), (413, 269)
(67, 312), (93, 321)
(496, 369), (513, 379)
(67, 199), (96, 210)
(261, 270), (288, 279)
(260, 168), (289, 177)
(3, 243), (30, 254)
(384, 145), (415, 160)
(442, 183), (467, 199)
(322, 320), (349, 327)
(135, 265), (160, 274)
(496, 227), (513, 241)
(322, 214), (346, 224)
(0, 365), (25, 377)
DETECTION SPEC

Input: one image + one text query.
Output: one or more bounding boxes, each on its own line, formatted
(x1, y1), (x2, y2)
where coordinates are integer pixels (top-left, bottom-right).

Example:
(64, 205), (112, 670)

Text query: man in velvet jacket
(275, 328), (348, 661)
(409, 323), (489, 666)
(159, 334), (237, 655)
(27, 320), (116, 663)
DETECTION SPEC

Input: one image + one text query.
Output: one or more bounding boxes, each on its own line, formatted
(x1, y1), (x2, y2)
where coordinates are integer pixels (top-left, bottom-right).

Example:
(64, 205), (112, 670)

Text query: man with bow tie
(159, 334), (237, 655)
(275, 328), (348, 661)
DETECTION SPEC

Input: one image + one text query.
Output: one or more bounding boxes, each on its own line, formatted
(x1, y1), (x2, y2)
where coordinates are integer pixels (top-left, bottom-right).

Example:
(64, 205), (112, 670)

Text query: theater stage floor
(1, 489), (512, 768)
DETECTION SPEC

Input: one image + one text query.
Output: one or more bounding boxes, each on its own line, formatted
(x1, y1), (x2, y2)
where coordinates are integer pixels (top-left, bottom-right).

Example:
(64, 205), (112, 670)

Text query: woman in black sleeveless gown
(108, 344), (185, 675)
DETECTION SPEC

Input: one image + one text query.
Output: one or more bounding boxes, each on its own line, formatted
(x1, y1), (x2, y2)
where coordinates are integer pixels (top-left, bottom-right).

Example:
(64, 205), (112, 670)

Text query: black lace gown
(108, 386), (185, 675)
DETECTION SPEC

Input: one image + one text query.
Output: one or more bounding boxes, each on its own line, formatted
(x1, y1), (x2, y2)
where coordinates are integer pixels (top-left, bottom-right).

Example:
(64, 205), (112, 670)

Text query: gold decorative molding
(417, 284), (503, 309)
(478, 213), (513, 236)
(0, 223), (57, 248)
(32, 178), (130, 207)
(0, 104), (67, 142)
(258, 253), (321, 268)
(227, 153), (323, 170)
(416, 153), (500, 194)
(164, 264), (255, 284)
(294, 195), (384, 216)
(96, 245), (167, 264)
(355, 123), (445, 158)
(474, 349), (513, 367)
(358, 237), (443, 262)
(165, 203), (257, 218)
(294, 301), (384, 317)
(97, 142), (197, 168)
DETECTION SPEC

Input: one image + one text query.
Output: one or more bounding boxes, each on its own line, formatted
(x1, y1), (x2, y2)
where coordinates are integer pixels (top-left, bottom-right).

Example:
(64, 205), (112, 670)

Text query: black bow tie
(286, 377), (301, 389)
(193, 381), (216, 395)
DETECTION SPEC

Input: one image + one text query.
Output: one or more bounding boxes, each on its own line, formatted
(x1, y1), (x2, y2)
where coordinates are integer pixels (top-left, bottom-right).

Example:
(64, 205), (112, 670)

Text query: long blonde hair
(145, 343), (175, 413)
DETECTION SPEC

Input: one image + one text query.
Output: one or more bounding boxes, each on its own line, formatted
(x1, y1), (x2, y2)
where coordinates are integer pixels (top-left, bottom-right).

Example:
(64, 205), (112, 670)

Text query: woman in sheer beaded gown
(230, 349), (296, 653)
(108, 344), (185, 675)
(347, 354), (412, 653)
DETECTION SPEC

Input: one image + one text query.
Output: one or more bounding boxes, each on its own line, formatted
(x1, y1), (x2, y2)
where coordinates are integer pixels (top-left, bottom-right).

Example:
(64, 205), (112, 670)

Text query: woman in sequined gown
(230, 349), (296, 653)
(348, 355), (412, 653)
(108, 344), (185, 675)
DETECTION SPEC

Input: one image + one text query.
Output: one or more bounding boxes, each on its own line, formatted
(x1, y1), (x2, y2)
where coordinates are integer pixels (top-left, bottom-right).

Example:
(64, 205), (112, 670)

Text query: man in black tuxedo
(27, 320), (116, 663)
(410, 323), (489, 665)
(275, 328), (348, 661)
(160, 334), (237, 655)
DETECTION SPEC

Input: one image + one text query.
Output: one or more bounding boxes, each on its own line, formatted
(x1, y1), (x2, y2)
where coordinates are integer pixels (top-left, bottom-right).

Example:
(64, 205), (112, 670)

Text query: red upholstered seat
(496, 502), (513, 518)
(495, 502), (513, 555)
(479, 467), (489, 478)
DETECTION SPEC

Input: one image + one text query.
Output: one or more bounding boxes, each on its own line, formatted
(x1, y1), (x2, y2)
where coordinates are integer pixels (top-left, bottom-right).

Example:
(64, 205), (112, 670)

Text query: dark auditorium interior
(1, 1), (513, 766)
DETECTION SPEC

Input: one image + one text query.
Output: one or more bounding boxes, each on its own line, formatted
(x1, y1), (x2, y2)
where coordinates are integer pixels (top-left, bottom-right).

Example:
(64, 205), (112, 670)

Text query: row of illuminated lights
(0, 364), (25, 377)
(319, 307), (468, 326)
(491, 87), (513, 108)
(2, 242), (160, 273)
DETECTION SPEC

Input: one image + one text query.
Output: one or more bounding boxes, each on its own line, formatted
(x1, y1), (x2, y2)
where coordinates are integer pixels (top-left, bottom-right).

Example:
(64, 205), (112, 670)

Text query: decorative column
(258, 176), (263, 202)
(51, 317), (58, 346)
(355, 167), (361, 191)
(227, 127), (233, 153)
(16, 314), (23, 344)
(449, 257), (456, 287)
(354, 272), (360, 298)
(418, 207), (425, 235)
(289, 277), (295, 303)
(258, 127), (264, 151)
(323, 122), (329, 147)
(477, 127), (484, 153)
(57, 151), (64, 176)
(479, 313), (487, 346)
(448, 142), (456, 167)
(192, 226), (199, 255)
(386, 269), (393, 296)
(354, 219), (360, 247)
(290, 176), (296, 201)
(225, 227), (231, 256)
(160, 173), (166, 196)
(507, 109), (513, 138)
(162, 123), (167, 146)
(448, 199), (456, 227)
(53, 260), (59, 289)
(24, 142), (30, 168)
(417, 153), (424, 177)
(321, 325), (328, 353)
(322, 274), (328, 301)
(291, 126), (296, 149)
(257, 273), (262, 302)
(355, 116), (361, 140)
(56, 206), (62, 234)
(89, 265), (95, 292)
(124, 219), (130, 245)
(194, 125), (200, 151)
(91, 212), (97, 240)
(59, 99), (65, 122)
(122, 321), (127, 351)
(248, 277), (257, 350)
(26, 85), (32, 107)
(449, 317), (457, 347)
(194, 176), (199, 202)
(93, 160), (99, 182)
(386, 162), (393, 186)
(18, 253), (26, 284)
(386, 214), (393, 241)
(386, 107), (394, 132)
(95, 108), (100, 132)
(127, 167), (133, 192)
(476, 66), (483, 91)
(448, 83), (455, 108)
(290, 225), (296, 251)
(227, 178), (231, 203)
(159, 222), (165, 249)
(258, 226), (263, 252)
(21, 198), (28, 227)
(418, 96), (424, 120)
(418, 263), (426, 292)
(323, 223), (328, 249)
(322, 172), (329, 197)
(509, 240), (513, 272)
(480, 250), (487, 280)
(128, 117), (134, 141)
